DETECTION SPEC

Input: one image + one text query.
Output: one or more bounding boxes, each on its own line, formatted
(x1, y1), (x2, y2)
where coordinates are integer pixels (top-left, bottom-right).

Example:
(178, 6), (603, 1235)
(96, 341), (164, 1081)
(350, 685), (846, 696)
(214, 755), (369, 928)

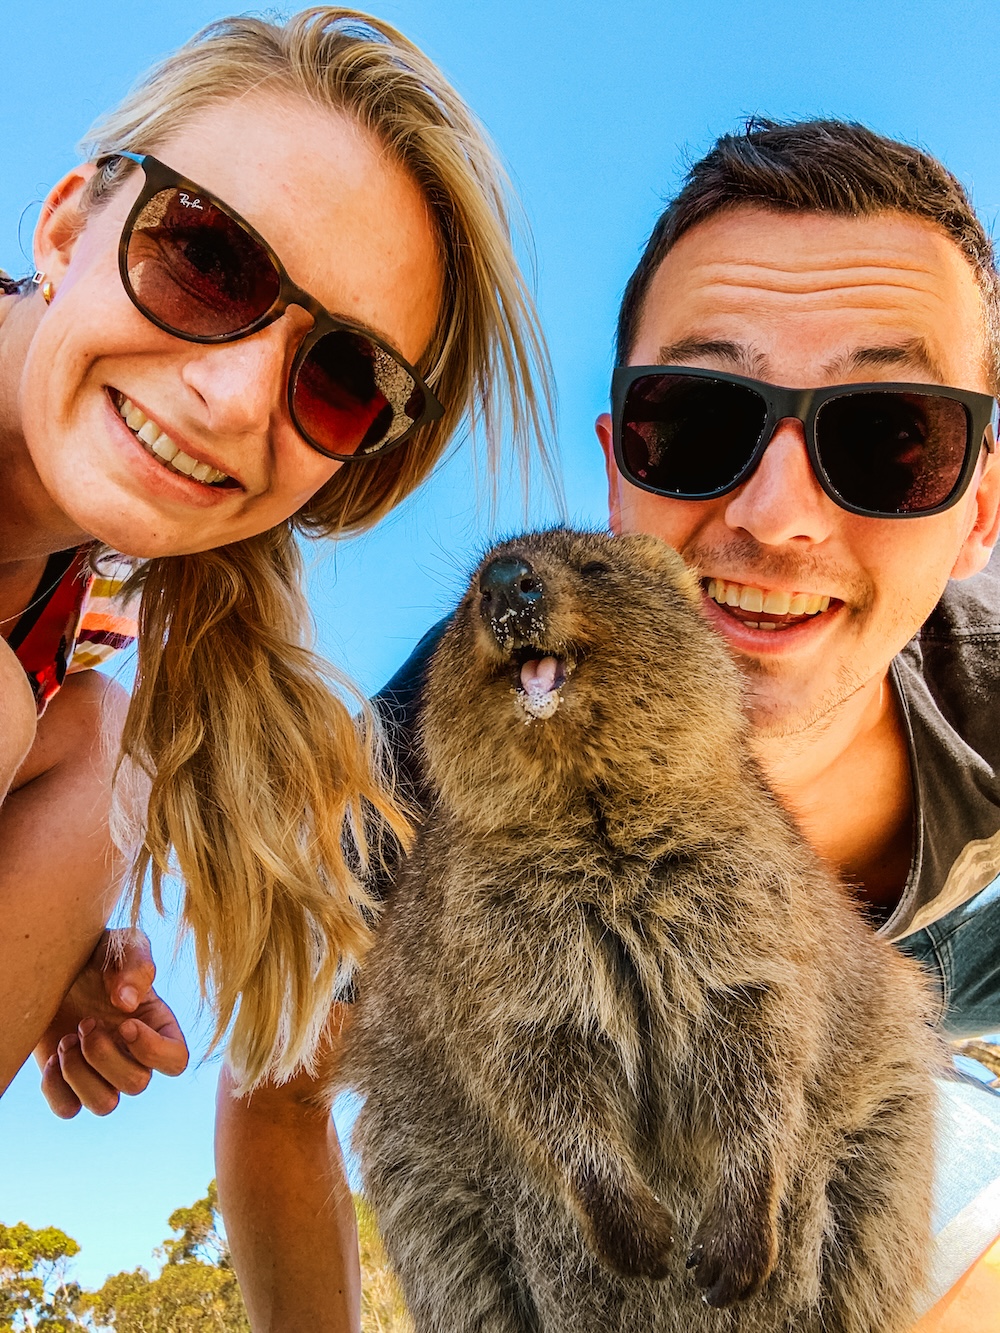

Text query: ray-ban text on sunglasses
(106, 152), (443, 462)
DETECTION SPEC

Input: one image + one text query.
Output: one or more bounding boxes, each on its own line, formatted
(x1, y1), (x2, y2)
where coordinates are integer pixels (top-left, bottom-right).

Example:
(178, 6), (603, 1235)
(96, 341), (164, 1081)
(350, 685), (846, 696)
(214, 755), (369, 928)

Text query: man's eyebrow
(826, 337), (950, 384)
(654, 338), (767, 377)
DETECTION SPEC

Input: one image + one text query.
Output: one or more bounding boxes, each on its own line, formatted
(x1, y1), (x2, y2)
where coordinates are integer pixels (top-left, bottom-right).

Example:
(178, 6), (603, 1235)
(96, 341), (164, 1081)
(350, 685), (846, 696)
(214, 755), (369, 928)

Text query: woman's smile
(112, 391), (234, 487)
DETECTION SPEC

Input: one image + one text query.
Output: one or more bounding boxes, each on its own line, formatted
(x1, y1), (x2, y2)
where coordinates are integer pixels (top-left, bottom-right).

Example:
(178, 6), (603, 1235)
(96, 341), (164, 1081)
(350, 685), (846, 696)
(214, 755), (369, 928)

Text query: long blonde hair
(80, 8), (555, 1089)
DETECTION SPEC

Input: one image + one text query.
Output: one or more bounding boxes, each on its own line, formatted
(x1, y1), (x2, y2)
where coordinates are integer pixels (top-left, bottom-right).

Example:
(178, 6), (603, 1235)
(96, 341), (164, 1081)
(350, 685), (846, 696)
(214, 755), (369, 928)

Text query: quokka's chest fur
(344, 529), (942, 1333)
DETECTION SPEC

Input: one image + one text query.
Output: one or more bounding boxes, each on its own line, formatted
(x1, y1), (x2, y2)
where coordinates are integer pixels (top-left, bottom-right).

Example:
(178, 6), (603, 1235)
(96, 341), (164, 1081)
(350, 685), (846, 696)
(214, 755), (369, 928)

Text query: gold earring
(41, 280), (54, 305)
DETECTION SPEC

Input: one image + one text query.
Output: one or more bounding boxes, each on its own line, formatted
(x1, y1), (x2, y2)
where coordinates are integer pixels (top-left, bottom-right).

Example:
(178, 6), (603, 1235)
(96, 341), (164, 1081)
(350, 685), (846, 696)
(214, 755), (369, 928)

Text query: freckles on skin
(14, 93), (444, 559)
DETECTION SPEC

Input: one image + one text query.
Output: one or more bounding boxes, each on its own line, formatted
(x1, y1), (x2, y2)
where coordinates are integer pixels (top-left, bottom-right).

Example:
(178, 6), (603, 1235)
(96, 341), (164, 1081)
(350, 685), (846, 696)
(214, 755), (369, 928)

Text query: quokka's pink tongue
(520, 656), (559, 694)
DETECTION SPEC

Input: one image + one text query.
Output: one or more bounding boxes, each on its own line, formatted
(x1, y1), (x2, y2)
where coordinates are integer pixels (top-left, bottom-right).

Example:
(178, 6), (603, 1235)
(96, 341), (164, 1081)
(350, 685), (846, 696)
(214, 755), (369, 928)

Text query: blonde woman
(1, 4), (549, 1136)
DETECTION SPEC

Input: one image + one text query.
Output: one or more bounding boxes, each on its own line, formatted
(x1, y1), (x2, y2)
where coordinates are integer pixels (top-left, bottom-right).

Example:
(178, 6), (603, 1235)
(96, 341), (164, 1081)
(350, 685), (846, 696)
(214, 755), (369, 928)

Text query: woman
(1, 7), (551, 1115)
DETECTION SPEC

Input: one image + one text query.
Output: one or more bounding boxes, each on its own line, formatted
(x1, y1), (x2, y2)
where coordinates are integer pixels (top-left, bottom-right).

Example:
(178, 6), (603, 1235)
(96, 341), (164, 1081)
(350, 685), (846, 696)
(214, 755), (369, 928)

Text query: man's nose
(722, 417), (837, 545)
(179, 308), (310, 437)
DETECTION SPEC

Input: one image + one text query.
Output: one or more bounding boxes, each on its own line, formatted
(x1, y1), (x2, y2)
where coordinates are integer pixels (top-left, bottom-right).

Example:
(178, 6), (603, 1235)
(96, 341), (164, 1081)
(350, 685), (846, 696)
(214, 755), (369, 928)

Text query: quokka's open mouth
(515, 653), (569, 721)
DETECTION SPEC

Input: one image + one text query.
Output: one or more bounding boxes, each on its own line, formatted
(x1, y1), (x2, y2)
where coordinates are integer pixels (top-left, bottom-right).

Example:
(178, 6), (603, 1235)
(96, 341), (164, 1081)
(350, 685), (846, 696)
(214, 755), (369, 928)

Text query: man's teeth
(118, 397), (229, 484)
(706, 578), (831, 627)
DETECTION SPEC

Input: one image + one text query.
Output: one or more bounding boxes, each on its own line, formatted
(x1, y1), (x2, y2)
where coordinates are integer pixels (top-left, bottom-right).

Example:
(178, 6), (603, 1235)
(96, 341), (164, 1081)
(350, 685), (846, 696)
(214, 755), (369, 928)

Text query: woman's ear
(33, 164), (100, 285)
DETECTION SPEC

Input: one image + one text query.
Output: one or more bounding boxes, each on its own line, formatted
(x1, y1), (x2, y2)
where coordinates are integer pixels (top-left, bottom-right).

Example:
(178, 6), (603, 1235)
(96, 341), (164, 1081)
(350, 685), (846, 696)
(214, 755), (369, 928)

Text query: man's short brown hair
(616, 118), (1000, 389)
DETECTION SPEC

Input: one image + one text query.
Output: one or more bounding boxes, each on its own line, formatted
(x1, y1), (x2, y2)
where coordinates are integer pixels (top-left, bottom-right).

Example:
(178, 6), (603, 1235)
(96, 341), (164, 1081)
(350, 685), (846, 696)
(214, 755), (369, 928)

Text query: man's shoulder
(371, 617), (452, 796)
(896, 546), (1000, 754)
(890, 547), (1000, 938)
(372, 616), (451, 727)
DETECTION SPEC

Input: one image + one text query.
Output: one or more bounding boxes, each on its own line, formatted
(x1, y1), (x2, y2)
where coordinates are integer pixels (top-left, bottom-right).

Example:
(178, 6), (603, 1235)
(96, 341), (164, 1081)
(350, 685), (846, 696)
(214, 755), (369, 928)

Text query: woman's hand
(34, 927), (189, 1117)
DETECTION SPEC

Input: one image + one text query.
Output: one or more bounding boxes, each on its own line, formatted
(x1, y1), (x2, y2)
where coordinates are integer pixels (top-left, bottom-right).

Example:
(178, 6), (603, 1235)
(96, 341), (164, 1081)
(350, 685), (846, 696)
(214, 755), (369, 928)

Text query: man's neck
(753, 676), (913, 914)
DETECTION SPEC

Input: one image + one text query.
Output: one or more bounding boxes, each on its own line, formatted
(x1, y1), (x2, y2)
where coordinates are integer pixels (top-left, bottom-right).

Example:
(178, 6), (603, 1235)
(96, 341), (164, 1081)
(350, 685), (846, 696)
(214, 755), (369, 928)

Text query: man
(70, 119), (1000, 1328)
(596, 119), (1000, 1022)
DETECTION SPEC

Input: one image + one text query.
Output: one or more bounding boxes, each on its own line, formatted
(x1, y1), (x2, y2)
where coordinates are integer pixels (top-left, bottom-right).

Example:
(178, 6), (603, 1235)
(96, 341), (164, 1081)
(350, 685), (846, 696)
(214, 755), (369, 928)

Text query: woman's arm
(215, 1005), (361, 1333)
(0, 668), (127, 1094)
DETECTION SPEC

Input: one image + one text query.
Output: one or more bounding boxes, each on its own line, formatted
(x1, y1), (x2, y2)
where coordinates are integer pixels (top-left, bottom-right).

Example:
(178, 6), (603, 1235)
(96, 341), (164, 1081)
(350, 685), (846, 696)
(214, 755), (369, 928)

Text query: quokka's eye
(580, 562), (611, 577)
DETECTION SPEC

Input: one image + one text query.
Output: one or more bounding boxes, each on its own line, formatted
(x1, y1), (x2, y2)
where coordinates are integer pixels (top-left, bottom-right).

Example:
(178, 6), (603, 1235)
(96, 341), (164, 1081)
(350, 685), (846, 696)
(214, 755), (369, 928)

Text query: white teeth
(762, 589), (791, 615)
(707, 578), (833, 621)
(115, 394), (229, 486)
(152, 435), (178, 462)
(171, 450), (198, 475)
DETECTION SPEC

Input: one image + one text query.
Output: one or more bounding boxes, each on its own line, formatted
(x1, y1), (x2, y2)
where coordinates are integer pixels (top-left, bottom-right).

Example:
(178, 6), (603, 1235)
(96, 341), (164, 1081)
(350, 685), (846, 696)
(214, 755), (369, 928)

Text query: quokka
(343, 528), (941, 1333)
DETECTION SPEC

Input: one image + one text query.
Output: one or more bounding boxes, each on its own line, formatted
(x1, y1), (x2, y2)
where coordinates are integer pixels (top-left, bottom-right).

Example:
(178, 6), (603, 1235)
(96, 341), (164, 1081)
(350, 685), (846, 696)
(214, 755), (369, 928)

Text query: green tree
(355, 1196), (412, 1333)
(0, 1222), (85, 1331)
(3, 1183), (412, 1332)
(84, 1183), (248, 1333)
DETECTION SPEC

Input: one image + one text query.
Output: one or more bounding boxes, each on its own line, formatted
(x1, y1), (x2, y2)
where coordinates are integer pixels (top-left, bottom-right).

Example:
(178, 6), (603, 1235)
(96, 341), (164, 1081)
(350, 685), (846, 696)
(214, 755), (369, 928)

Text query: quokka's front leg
(476, 1023), (675, 1280)
(356, 1091), (542, 1333)
(684, 999), (803, 1307)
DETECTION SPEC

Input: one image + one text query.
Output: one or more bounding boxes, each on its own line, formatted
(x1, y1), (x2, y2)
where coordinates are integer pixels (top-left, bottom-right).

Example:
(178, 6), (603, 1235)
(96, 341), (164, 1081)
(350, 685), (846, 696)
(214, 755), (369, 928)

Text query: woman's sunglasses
(612, 365), (998, 519)
(107, 152), (444, 462)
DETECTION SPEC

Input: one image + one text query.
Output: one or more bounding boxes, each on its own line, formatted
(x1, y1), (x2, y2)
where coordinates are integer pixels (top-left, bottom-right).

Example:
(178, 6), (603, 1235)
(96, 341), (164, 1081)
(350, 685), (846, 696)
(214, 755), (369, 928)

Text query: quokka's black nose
(479, 557), (544, 627)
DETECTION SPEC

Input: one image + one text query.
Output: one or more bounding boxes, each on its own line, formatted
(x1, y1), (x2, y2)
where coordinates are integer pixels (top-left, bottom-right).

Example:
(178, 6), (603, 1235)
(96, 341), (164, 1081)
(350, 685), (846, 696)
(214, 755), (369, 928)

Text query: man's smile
(703, 576), (835, 630)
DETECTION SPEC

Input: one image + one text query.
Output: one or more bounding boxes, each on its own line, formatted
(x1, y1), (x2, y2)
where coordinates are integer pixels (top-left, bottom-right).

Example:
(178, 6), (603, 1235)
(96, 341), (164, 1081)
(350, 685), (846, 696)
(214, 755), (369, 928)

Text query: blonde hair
(81, 8), (555, 1089)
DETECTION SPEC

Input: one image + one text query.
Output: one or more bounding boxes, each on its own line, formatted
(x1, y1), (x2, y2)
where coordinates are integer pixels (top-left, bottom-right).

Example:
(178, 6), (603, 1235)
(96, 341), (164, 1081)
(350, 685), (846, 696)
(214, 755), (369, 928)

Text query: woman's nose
(179, 307), (312, 437)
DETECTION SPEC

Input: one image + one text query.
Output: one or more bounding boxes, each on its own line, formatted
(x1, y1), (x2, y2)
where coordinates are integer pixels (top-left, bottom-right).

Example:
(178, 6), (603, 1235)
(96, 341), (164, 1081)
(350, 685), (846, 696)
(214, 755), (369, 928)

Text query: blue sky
(4, 0), (1000, 1291)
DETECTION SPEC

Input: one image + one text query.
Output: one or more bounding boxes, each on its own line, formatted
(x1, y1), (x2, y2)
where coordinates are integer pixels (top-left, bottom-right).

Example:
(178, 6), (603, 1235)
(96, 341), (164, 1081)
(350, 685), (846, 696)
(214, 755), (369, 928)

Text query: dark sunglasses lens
(124, 187), (280, 337)
(620, 374), (769, 496)
(292, 330), (426, 458)
(816, 391), (970, 514)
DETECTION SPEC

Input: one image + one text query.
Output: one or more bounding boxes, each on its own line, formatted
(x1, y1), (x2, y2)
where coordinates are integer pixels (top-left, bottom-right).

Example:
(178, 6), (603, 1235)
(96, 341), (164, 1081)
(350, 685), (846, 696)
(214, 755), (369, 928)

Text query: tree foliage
(2, 1183), (412, 1332)
(355, 1196), (412, 1333)
(0, 1221), (83, 1331)
(0, 1186), (246, 1333)
(83, 1181), (248, 1333)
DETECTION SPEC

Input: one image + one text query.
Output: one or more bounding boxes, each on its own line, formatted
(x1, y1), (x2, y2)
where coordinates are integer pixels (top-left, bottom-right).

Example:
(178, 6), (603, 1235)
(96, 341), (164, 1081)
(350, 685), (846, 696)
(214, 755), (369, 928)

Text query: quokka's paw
(572, 1169), (675, 1280)
(686, 1209), (778, 1307)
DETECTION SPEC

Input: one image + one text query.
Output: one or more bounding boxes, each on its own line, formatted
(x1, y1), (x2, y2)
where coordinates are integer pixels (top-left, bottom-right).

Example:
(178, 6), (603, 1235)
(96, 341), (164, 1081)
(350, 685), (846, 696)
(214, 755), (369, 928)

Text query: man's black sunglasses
(108, 152), (444, 462)
(611, 365), (998, 519)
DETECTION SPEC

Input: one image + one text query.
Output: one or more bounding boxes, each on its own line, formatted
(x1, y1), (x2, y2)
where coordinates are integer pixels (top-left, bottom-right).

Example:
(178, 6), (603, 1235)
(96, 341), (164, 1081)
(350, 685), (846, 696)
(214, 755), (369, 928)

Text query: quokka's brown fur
(342, 529), (942, 1333)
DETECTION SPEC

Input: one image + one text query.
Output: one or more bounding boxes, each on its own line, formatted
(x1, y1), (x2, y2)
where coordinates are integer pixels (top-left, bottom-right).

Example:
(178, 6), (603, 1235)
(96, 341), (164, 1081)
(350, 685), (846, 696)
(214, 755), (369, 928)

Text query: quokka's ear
(613, 533), (702, 604)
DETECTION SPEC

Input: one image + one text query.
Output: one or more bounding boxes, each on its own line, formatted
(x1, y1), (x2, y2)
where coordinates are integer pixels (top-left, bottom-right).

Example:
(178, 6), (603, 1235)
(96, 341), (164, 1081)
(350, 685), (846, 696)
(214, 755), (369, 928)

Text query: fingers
(40, 1052), (82, 1119)
(77, 1019), (155, 1097)
(117, 1012), (189, 1078)
(96, 927), (156, 1013)
(47, 1032), (122, 1117)
(38, 1010), (190, 1118)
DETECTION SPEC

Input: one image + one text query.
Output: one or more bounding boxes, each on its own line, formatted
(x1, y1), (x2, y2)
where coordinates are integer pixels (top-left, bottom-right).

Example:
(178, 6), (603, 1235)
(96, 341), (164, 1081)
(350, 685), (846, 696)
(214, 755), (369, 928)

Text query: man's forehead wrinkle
(685, 254), (947, 298)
